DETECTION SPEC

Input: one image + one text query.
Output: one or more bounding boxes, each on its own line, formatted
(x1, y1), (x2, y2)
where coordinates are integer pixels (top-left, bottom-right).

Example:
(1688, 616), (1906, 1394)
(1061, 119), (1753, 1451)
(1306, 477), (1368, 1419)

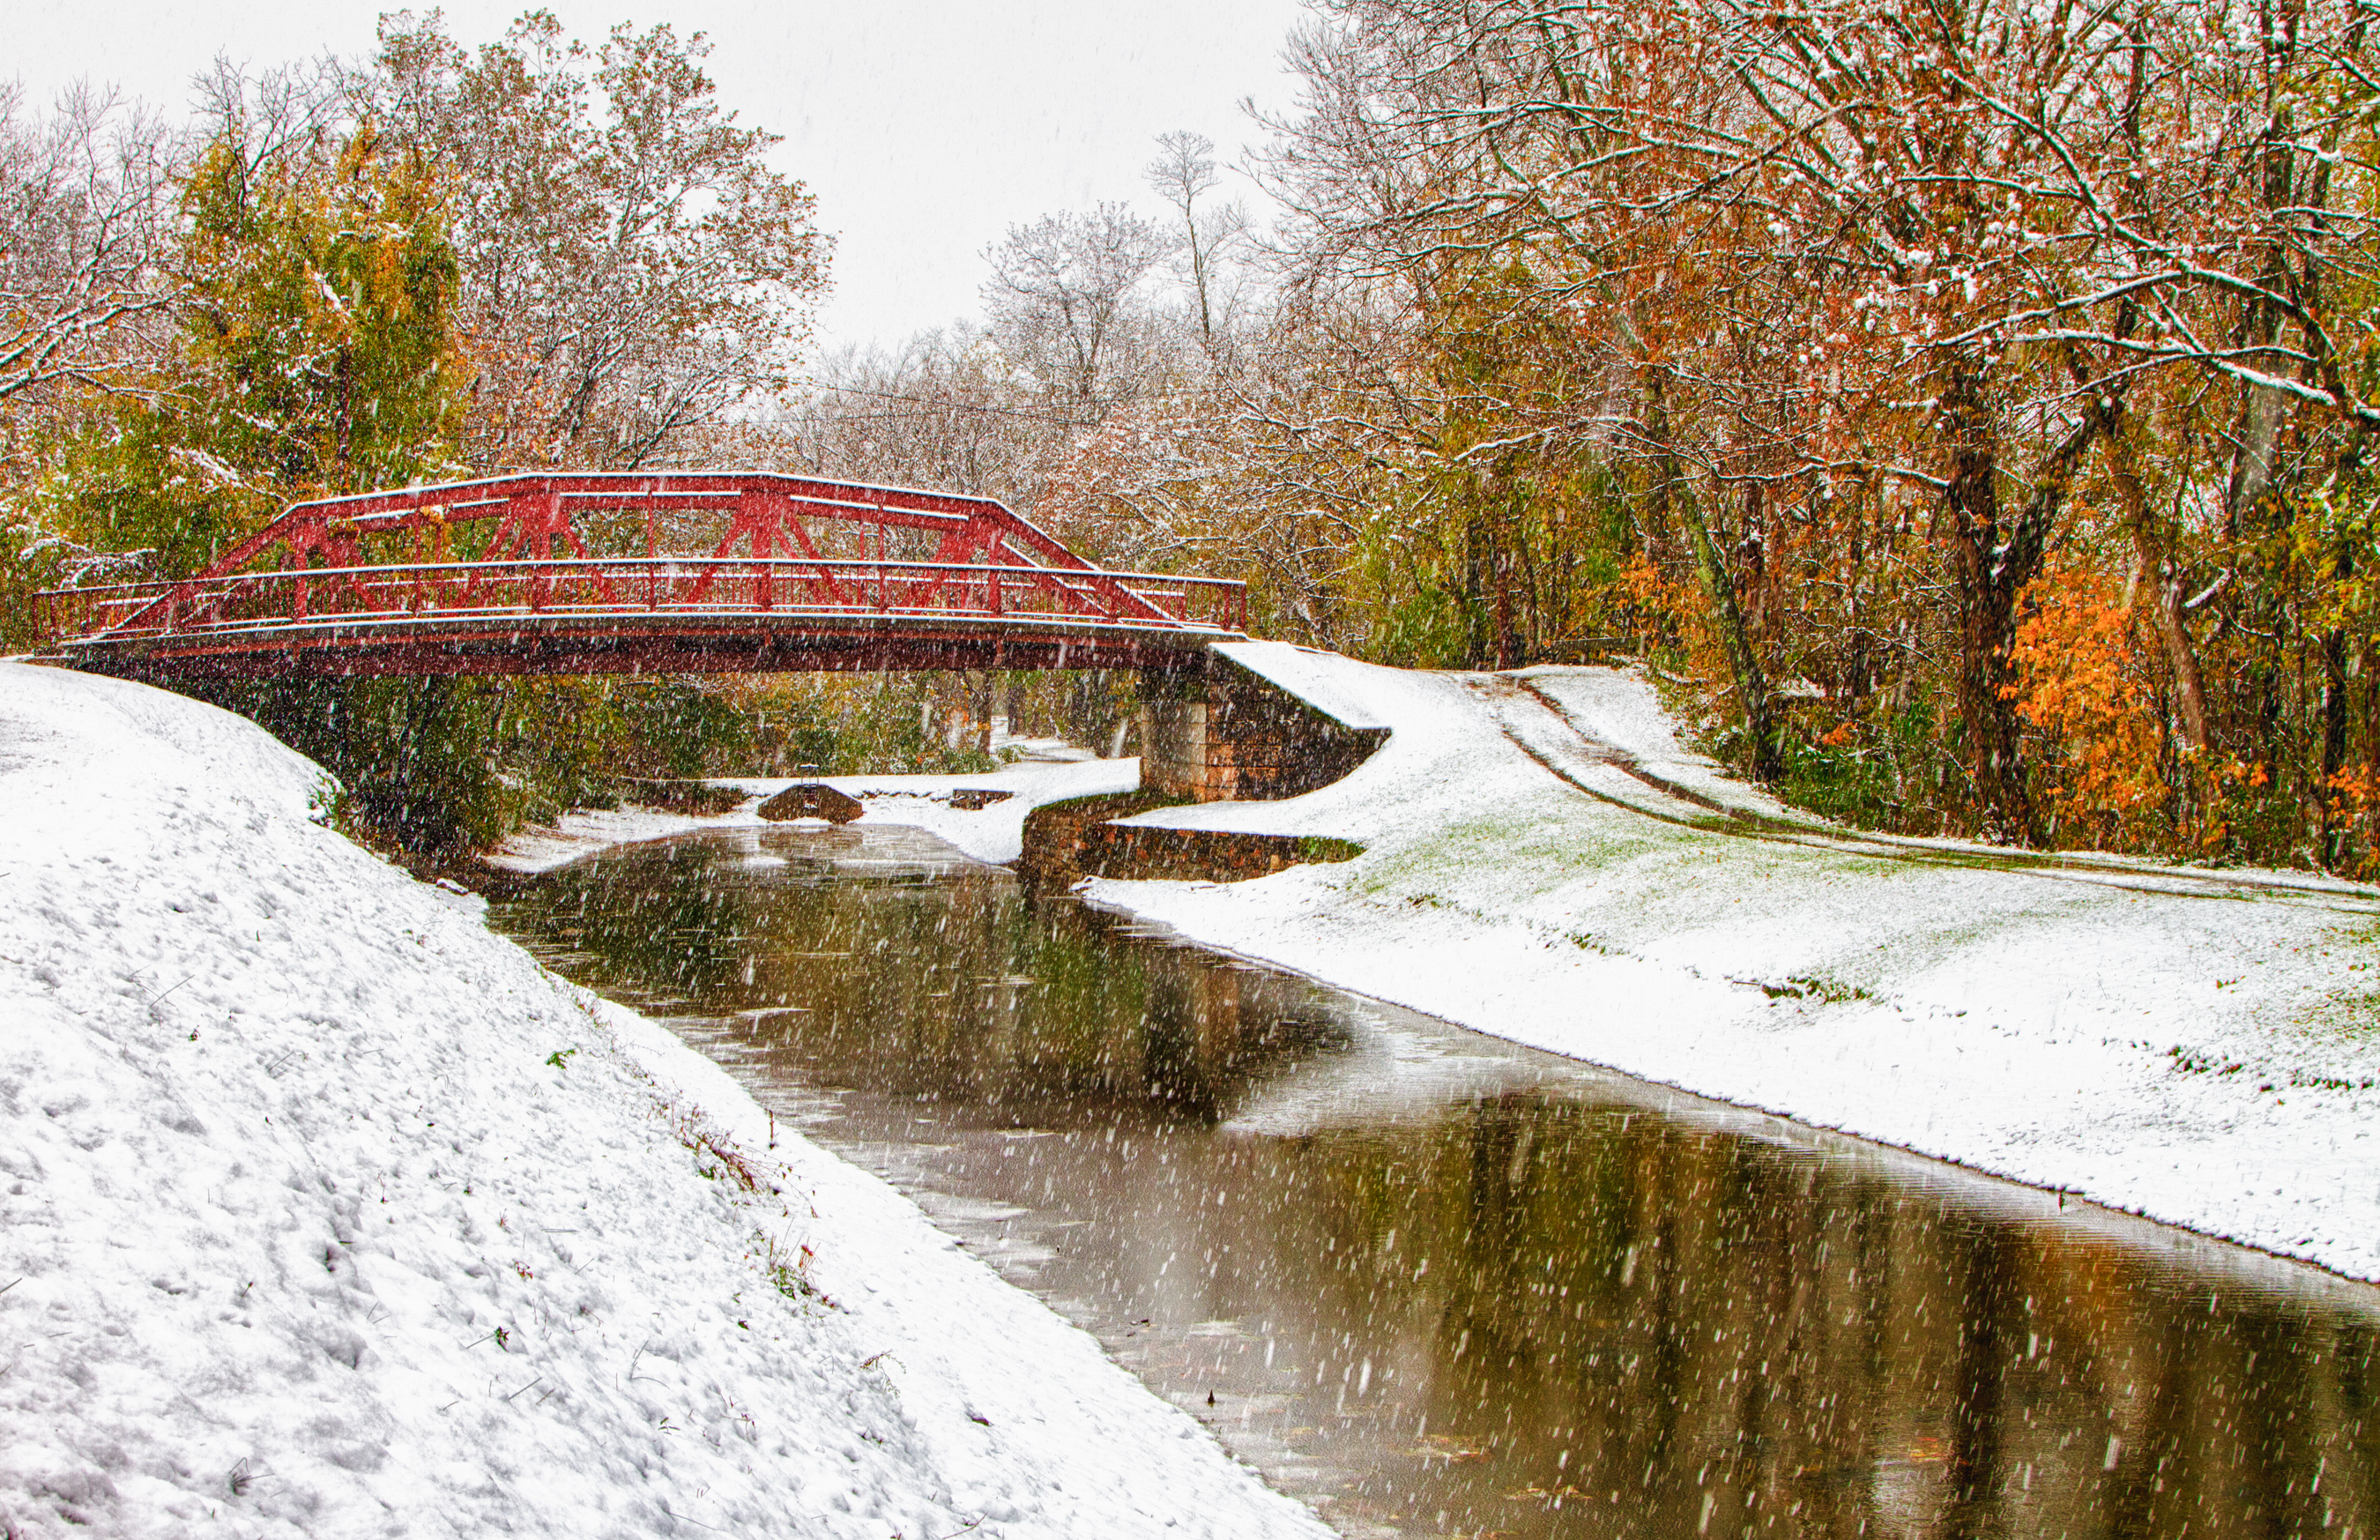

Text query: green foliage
(183, 673), (756, 856)
(634, 682), (753, 778)
(177, 123), (464, 501)
(0, 512), (68, 651)
(191, 677), (529, 853)
(40, 117), (465, 581)
(29, 406), (260, 582)
(1344, 264), (1641, 669)
(736, 673), (1023, 777)
(1765, 696), (1947, 835)
(1357, 584), (1479, 672)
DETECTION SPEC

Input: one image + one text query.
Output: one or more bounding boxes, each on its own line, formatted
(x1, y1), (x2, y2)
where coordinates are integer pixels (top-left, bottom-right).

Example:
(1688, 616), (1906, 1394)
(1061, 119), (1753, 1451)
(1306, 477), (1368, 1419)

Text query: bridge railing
(36, 557), (1249, 644)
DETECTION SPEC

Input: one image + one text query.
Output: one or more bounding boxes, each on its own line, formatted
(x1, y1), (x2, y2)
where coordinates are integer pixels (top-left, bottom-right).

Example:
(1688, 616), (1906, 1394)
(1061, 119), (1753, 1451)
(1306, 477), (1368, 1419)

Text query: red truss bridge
(35, 472), (1247, 679)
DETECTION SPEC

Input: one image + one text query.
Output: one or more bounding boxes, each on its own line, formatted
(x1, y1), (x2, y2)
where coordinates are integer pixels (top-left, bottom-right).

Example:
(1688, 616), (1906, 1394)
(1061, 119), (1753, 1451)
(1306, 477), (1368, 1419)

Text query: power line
(791, 380), (1092, 428)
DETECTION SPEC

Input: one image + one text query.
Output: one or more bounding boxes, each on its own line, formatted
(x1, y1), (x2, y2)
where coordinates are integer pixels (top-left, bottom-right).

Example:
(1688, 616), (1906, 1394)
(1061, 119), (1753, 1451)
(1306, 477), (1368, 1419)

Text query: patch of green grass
(1350, 809), (1680, 898)
(1737, 973), (1872, 1003)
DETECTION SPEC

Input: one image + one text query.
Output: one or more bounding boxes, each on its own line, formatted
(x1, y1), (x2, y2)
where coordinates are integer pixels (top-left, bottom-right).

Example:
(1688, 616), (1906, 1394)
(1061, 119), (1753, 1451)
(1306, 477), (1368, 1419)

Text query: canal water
(488, 822), (2380, 1540)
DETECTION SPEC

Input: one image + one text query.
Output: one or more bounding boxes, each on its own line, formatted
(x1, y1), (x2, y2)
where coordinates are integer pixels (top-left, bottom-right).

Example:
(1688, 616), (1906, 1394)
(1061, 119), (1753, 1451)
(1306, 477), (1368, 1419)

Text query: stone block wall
(1015, 789), (1363, 889)
(1140, 653), (1388, 802)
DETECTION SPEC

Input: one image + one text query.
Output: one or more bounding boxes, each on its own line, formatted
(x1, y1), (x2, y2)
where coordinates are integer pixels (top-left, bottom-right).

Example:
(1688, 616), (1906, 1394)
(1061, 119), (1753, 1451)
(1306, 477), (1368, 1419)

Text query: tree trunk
(2225, 107), (2299, 539)
(2153, 572), (2212, 755)
(1939, 364), (2062, 845)
(2320, 541), (2354, 865)
(1486, 482), (1520, 669)
(1950, 543), (2037, 845)
(1682, 495), (1781, 783)
(2101, 426), (2210, 753)
(1646, 366), (1779, 780)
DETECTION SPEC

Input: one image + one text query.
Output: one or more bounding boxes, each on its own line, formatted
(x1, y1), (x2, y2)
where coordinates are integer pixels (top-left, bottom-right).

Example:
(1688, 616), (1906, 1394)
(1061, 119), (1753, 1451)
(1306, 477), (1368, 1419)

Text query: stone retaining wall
(1080, 824), (1364, 882)
(1017, 790), (1363, 889)
(1141, 652), (1387, 802)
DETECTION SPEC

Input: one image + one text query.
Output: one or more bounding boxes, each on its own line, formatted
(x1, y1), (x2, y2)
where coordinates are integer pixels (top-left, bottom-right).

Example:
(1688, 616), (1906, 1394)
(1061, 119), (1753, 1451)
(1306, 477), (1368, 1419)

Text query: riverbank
(1084, 644), (2380, 1283)
(0, 661), (1329, 1539)
(491, 647), (2380, 1282)
(483, 647), (2380, 1283)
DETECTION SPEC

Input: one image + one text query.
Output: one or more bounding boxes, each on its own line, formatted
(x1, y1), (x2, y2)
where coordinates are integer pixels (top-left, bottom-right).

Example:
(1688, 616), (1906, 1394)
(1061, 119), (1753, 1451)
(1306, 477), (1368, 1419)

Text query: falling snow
(0, 660), (1328, 1539)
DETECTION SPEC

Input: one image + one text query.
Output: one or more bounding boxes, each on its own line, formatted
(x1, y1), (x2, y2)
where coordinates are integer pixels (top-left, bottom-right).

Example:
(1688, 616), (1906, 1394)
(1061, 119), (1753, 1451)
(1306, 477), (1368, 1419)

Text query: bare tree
(368, 11), (830, 470)
(0, 80), (177, 411)
(769, 326), (1050, 507)
(1145, 130), (1252, 361)
(981, 203), (1169, 422)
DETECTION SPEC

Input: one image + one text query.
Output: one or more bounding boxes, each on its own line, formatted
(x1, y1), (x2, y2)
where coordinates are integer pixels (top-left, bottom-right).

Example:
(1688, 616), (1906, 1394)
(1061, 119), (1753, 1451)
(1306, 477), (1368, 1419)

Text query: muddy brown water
(488, 822), (2380, 1540)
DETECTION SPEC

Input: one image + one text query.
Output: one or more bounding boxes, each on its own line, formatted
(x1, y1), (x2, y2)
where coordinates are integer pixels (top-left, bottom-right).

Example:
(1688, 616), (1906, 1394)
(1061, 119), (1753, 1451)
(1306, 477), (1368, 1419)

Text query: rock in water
(757, 782), (864, 822)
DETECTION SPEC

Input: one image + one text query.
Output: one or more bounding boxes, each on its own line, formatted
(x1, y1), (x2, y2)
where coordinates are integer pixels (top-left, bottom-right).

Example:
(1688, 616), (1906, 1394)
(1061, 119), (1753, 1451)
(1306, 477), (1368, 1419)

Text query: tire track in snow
(1471, 674), (2380, 916)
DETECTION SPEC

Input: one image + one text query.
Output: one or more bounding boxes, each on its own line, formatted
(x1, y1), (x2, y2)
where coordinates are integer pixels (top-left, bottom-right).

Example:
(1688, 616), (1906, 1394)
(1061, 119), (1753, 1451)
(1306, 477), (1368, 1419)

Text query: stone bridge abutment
(1139, 649), (1387, 803)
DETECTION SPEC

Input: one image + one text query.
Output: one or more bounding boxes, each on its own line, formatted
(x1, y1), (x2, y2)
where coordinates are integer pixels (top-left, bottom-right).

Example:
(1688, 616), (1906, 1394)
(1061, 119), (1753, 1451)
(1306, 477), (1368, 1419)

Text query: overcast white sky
(7, 0), (1313, 354)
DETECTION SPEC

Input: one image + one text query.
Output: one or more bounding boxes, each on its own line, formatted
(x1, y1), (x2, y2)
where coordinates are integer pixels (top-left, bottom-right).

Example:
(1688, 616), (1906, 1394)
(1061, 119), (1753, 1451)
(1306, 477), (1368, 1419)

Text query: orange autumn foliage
(2323, 766), (2380, 880)
(2010, 563), (2168, 847)
(1620, 551), (1741, 710)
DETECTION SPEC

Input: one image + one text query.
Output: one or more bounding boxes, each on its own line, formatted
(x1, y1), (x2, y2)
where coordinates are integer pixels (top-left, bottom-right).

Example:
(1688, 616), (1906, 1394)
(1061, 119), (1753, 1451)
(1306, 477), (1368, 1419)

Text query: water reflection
(493, 824), (2380, 1540)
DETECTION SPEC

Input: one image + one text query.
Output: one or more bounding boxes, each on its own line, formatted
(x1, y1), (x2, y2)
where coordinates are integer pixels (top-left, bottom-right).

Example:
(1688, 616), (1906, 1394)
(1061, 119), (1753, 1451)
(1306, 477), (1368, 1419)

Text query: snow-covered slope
(0, 661), (1327, 1540)
(1089, 647), (2380, 1282)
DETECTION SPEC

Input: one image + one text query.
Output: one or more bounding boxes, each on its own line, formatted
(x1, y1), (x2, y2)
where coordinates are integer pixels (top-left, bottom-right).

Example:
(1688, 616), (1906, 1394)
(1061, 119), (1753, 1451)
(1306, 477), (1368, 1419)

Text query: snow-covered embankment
(1083, 643), (2380, 1283)
(0, 661), (1328, 1539)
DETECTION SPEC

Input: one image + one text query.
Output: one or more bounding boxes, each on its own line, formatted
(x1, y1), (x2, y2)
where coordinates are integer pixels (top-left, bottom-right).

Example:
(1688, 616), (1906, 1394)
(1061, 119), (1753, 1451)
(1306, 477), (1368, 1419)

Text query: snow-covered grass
(0, 660), (1328, 1539)
(1083, 643), (2380, 1283)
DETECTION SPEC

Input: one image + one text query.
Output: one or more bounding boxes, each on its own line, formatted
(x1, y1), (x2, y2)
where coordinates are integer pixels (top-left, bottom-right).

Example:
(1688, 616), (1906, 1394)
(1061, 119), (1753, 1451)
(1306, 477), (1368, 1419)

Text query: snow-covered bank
(491, 753), (1138, 874)
(0, 661), (1328, 1539)
(1081, 644), (2380, 1283)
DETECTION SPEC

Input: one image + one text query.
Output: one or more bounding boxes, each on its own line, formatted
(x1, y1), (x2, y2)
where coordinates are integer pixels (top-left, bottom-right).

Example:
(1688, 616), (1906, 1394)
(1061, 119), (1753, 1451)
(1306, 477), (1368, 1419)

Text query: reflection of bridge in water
(35, 472), (1246, 680)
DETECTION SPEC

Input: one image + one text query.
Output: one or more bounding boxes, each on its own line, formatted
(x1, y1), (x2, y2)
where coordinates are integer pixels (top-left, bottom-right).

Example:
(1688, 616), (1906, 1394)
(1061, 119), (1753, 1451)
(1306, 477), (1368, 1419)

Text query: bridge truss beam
(36, 473), (1245, 678)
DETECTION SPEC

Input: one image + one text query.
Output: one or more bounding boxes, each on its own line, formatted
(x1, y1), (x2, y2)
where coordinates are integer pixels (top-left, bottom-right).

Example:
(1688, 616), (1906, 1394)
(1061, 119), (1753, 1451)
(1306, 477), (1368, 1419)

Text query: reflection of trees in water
(509, 834), (2380, 1540)
(522, 838), (764, 1000)
(1239, 1096), (2378, 1540)
(511, 833), (1350, 1124)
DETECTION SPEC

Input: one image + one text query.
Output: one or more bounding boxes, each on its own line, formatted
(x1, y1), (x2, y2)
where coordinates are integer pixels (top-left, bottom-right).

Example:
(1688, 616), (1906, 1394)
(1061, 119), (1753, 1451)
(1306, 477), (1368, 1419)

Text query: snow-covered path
(1082, 644), (2380, 1283)
(0, 661), (1329, 1539)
